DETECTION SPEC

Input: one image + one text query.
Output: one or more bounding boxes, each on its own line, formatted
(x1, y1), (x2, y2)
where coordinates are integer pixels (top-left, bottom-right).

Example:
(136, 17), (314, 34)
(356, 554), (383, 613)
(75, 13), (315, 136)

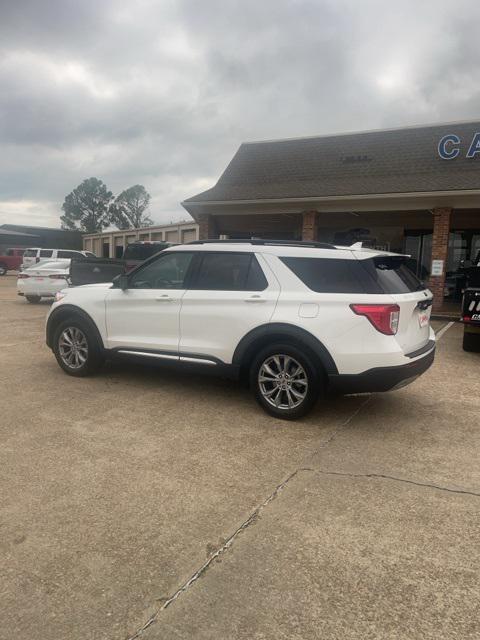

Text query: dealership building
(183, 120), (480, 311)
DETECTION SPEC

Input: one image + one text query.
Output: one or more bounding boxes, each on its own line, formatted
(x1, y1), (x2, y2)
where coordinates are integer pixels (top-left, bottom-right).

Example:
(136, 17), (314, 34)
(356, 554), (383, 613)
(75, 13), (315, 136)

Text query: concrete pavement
(1, 275), (478, 639)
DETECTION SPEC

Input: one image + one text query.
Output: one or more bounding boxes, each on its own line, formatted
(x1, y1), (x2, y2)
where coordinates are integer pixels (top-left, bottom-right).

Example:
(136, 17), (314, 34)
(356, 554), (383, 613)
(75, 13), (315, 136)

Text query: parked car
(45, 240), (435, 419)
(122, 241), (175, 271)
(0, 248), (25, 275)
(21, 248), (95, 270)
(17, 260), (70, 303)
(461, 250), (480, 352)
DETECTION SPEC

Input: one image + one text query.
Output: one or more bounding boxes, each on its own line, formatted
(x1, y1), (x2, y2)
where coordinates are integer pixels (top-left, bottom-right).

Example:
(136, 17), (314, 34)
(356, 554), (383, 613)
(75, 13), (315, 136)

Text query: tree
(61, 178), (113, 233)
(109, 185), (153, 230)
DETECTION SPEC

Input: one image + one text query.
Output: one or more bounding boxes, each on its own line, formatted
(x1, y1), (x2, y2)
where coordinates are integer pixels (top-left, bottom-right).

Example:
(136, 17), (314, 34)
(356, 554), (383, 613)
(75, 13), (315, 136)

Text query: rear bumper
(328, 347), (435, 394)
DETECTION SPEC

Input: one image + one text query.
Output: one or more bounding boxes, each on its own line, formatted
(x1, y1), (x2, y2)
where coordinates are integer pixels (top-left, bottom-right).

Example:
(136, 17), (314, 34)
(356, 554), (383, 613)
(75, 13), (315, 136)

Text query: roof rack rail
(188, 238), (337, 250)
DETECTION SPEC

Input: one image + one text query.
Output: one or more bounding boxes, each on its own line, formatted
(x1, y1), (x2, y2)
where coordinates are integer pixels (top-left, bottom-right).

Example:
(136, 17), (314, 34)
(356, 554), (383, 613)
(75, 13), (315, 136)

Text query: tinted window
(40, 250), (53, 258)
(281, 257), (368, 293)
(192, 253), (267, 291)
(362, 257), (425, 293)
(129, 252), (193, 289)
(23, 249), (37, 257)
(57, 250), (81, 259)
(123, 243), (170, 261)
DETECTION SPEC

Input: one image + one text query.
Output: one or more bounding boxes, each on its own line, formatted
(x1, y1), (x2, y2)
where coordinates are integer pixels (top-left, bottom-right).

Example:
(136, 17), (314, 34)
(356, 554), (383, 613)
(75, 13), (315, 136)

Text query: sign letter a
(467, 132), (480, 158)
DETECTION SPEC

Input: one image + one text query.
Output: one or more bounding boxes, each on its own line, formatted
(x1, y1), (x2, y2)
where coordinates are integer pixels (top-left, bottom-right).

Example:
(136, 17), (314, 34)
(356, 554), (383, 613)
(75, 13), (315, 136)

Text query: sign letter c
(438, 134), (460, 160)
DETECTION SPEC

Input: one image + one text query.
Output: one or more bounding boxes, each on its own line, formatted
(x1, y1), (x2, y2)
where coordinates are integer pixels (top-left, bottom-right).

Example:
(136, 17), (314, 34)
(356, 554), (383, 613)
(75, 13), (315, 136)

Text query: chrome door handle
(244, 295), (266, 303)
(155, 295), (173, 302)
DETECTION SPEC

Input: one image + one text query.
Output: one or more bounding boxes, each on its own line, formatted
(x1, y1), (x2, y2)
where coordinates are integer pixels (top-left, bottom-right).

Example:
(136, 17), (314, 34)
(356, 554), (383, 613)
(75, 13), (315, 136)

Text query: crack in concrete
(125, 396), (374, 639)
(313, 469), (480, 498)
(126, 467), (307, 640)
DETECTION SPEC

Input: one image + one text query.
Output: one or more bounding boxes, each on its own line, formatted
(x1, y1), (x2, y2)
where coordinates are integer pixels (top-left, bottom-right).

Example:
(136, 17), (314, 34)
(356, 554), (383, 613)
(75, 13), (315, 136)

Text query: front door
(179, 252), (280, 363)
(105, 251), (194, 353)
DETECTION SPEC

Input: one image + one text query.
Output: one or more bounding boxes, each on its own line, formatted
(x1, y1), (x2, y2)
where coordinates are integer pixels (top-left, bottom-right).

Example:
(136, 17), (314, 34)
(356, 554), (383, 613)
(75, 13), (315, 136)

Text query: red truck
(0, 248), (25, 275)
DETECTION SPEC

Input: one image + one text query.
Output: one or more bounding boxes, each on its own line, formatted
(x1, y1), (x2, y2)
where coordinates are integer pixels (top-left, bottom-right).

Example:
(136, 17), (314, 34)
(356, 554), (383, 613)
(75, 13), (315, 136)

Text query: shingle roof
(184, 121), (480, 204)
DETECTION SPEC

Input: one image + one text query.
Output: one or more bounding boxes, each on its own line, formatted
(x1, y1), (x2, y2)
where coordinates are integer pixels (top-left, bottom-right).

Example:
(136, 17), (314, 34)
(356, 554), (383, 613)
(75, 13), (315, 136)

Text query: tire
(52, 318), (104, 377)
(0, 263), (7, 276)
(26, 295), (41, 303)
(250, 343), (323, 419)
(463, 330), (480, 352)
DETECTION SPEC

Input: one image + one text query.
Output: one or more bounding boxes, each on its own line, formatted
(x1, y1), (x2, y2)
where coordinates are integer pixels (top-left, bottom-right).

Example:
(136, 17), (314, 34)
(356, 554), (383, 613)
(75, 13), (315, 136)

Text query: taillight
(48, 274), (68, 280)
(350, 304), (400, 335)
(17, 273), (30, 279)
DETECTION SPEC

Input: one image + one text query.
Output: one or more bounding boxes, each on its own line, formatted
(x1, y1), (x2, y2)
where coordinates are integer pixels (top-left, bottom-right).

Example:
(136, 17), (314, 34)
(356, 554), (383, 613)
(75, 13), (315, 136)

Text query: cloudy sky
(1, 0), (480, 228)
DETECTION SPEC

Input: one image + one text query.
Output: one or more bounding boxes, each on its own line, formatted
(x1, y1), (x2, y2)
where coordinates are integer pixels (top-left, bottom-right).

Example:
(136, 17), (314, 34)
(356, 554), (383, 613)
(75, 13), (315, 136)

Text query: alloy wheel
(258, 354), (308, 410)
(58, 327), (89, 369)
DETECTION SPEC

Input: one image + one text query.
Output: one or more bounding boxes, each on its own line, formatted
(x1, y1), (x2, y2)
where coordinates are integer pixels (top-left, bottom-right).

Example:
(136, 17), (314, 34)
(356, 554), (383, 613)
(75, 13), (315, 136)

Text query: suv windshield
(123, 243), (171, 261)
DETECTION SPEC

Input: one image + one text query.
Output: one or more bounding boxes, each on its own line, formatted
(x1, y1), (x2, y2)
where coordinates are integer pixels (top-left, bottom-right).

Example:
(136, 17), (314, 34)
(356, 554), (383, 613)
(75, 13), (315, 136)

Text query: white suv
(22, 248), (95, 269)
(45, 240), (435, 419)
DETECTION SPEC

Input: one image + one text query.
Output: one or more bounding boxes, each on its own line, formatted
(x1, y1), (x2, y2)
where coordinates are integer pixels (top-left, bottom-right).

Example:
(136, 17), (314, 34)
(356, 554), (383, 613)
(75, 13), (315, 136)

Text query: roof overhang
(182, 189), (480, 219)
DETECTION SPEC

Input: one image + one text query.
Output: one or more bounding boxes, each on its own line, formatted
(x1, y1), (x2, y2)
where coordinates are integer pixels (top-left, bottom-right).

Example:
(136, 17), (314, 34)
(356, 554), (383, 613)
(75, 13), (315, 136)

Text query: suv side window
(129, 252), (194, 289)
(280, 257), (370, 293)
(191, 253), (267, 291)
(57, 250), (80, 259)
(40, 250), (53, 258)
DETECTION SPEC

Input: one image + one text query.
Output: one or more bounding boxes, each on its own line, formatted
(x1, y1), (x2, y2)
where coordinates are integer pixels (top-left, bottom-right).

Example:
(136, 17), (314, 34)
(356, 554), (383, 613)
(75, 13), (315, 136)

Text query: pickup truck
(0, 248), (25, 275)
(462, 250), (480, 352)
(67, 241), (174, 286)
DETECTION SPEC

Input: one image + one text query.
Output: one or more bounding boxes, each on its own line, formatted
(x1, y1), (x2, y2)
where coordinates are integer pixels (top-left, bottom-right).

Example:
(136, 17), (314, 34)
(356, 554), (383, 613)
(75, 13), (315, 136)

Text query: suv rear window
(281, 256), (424, 294)
(123, 243), (170, 261)
(362, 256), (425, 293)
(280, 257), (369, 293)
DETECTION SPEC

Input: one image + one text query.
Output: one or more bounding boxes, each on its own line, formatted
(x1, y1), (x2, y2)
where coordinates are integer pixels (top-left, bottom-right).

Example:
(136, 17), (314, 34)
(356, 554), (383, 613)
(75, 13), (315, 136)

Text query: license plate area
(418, 310), (430, 328)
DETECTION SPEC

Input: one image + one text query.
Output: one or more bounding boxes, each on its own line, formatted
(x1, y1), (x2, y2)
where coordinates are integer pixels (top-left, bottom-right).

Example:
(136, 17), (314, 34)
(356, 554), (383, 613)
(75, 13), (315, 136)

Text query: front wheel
(250, 343), (323, 419)
(53, 319), (104, 377)
(26, 295), (41, 303)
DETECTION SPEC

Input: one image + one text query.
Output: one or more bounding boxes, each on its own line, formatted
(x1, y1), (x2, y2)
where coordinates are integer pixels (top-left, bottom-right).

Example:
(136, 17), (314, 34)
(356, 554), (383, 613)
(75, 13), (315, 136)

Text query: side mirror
(113, 274), (129, 290)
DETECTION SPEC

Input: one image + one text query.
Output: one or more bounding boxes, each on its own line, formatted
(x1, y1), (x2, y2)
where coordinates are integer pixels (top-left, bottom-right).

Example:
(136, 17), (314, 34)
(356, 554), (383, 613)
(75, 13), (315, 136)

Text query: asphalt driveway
(1, 275), (479, 639)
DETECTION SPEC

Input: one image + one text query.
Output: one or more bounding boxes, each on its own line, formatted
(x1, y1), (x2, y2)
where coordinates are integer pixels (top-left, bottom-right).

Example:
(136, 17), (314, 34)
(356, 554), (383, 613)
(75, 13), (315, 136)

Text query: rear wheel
(463, 330), (480, 352)
(53, 319), (104, 376)
(250, 343), (323, 419)
(26, 295), (41, 303)
(0, 263), (7, 276)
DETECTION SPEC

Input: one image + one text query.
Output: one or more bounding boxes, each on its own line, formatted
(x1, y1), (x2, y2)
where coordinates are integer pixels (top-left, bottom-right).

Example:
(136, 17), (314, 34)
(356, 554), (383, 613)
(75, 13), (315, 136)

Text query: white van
(21, 248), (95, 269)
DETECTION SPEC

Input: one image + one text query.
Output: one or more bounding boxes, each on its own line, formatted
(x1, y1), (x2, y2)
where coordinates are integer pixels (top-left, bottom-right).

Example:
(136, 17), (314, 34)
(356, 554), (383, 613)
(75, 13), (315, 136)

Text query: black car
(461, 250), (480, 352)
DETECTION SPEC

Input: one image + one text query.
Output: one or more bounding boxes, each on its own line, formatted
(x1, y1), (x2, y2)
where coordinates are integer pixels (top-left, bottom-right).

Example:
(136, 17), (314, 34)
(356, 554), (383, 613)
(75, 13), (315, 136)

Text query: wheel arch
(46, 304), (105, 350)
(232, 323), (338, 379)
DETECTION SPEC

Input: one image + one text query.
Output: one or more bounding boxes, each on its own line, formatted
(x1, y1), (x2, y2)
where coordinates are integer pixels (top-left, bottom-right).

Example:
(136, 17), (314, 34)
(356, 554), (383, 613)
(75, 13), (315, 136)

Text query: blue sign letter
(467, 132), (480, 158)
(438, 134), (460, 159)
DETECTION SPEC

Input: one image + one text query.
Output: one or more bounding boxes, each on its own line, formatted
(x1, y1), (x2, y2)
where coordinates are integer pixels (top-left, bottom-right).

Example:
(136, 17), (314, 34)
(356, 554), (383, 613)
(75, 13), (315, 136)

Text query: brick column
(429, 207), (451, 312)
(302, 211), (319, 241)
(197, 214), (218, 240)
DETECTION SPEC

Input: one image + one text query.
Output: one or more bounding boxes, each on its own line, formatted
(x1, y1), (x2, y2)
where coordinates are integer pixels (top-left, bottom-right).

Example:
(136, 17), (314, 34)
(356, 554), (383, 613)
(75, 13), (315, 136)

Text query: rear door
(360, 255), (433, 353)
(179, 252), (280, 363)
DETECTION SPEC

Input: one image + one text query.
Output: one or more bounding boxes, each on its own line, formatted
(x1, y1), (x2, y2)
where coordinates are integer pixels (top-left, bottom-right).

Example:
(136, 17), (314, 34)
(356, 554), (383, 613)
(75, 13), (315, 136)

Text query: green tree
(109, 184), (153, 230)
(60, 178), (113, 233)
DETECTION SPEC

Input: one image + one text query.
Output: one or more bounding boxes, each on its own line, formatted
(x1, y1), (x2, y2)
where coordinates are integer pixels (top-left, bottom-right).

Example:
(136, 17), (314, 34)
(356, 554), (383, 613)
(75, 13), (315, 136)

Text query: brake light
(48, 274), (68, 280)
(351, 304), (400, 335)
(17, 273), (30, 279)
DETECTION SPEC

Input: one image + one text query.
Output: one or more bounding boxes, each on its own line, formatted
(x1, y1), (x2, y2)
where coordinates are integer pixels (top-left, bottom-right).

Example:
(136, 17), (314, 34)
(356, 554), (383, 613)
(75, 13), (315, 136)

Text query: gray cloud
(1, 0), (480, 227)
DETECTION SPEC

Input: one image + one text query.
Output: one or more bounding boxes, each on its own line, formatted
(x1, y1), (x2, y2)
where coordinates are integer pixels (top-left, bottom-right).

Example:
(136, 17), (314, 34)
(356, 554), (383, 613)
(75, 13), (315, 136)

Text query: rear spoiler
(69, 258), (126, 286)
